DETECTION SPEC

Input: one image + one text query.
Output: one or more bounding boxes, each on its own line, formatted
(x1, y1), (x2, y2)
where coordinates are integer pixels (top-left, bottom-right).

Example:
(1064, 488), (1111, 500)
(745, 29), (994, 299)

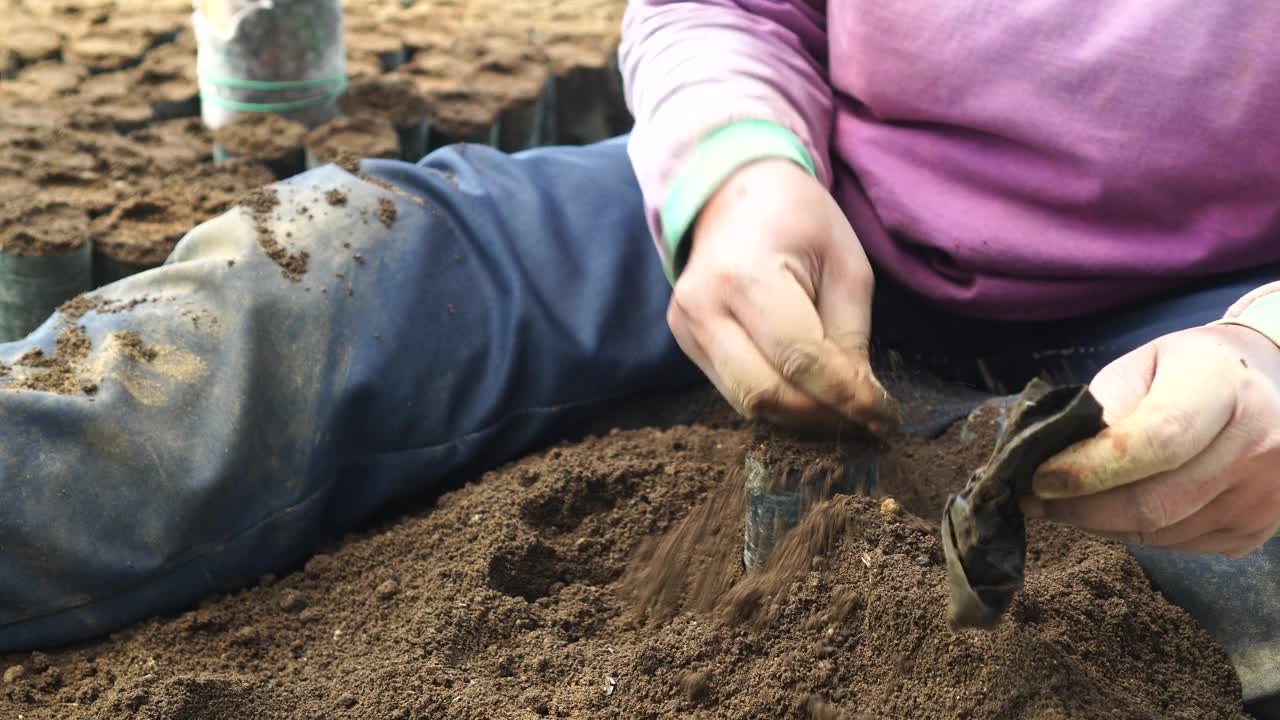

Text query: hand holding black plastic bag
(942, 378), (1106, 628)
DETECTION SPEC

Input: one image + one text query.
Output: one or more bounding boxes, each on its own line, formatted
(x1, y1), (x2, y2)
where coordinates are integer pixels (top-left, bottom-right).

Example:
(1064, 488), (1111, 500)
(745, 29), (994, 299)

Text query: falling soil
(239, 187), (309, 281)
(0, 201), (91, 256)
(304, 115), (401, 166)
(325, 189), (348, 207)
(212, 113), (308, 163)
(0, 409), (1247, 719)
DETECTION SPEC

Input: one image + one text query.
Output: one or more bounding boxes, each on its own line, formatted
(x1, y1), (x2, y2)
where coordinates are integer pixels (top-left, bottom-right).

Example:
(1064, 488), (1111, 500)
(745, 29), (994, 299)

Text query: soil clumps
(0, 412), (1248, 719)
(239, 187), (309, 281)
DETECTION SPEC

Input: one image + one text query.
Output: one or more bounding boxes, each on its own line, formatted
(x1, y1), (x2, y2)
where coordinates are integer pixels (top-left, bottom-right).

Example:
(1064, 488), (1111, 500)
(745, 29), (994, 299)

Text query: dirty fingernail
(1021, 497), (1046, 519)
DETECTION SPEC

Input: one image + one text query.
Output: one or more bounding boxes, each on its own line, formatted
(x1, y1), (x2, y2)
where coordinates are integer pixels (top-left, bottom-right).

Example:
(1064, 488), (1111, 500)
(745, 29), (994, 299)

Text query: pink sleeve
(619, 0), (834, 246)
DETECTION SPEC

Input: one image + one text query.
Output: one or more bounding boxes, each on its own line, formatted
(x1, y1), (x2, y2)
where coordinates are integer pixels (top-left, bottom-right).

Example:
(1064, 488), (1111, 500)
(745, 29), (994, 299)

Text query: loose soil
(212, 113), (308, 163)
(127, 117), (213, 170)
(339, 76), (430, 128)
(391, 34), (550, 139)
(93, 160), (275, 266)
(0, 200), (90, 256)
(304, 115), (401, 166)
(0, 399), (1248, 719)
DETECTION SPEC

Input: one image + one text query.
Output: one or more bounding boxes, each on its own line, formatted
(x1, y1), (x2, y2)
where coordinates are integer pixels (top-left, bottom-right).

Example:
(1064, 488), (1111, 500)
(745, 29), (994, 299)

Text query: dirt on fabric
(379, 196), (398, 228)
(0, 292), (161, 394)
(0, 399), (1248, 720)
(239, 186), (309, 281)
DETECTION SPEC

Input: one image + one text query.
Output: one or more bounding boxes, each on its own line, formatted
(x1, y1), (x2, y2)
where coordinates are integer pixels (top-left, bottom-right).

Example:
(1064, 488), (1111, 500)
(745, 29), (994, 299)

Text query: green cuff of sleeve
(659, 120), (816, 284)
(1211, 292), (1280, 349)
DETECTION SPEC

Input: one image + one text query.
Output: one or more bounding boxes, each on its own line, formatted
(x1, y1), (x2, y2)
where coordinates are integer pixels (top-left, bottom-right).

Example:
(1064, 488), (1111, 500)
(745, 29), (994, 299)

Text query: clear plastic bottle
(195, 0), (346, 131)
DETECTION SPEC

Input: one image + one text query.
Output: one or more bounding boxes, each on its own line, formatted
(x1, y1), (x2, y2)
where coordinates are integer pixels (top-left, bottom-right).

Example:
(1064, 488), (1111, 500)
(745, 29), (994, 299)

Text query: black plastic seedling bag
(942, 378), (1106, 628)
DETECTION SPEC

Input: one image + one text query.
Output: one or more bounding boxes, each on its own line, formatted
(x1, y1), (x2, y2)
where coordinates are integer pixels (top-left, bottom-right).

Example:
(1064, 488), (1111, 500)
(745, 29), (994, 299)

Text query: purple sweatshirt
(620, 1), (1280, 321)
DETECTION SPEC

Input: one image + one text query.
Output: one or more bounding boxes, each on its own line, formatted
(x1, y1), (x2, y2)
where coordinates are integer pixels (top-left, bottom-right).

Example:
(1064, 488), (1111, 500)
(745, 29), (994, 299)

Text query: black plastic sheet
(941, 378), (1106, 628)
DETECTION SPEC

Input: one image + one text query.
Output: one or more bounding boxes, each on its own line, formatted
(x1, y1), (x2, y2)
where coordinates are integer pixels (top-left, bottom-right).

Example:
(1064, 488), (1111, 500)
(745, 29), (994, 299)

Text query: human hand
(1023, 323), (1280, 557)
(667, 159), (897, 432)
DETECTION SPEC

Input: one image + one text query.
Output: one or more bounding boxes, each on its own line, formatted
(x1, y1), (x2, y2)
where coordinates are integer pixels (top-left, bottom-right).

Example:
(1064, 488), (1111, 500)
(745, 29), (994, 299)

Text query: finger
(1162, 528), (1273, 559)
(1085, 341), (1156, 426)
(730, 255), (889, 430)
(813, 234), (898, 434)
(1025, 412), (1247, 534)
(1033, 342), (1236, 498)
(676, 302), (834, 424)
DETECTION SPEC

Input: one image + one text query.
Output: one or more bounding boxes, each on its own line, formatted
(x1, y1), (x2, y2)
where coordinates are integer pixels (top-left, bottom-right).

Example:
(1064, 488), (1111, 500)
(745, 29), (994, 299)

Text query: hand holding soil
(1025, 323), (1280, 557)
(671, 159), (898, 432)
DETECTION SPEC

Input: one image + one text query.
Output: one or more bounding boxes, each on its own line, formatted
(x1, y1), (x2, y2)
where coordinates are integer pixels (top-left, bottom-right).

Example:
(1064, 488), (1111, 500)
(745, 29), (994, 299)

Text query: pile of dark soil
(0, 403), (1248, 719)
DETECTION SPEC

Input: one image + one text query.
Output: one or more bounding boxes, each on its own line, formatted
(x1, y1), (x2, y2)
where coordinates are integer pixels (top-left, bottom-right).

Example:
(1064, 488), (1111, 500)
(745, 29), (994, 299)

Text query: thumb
(1033, 340), (1230, 498)
(1086, 340), (1157, 426)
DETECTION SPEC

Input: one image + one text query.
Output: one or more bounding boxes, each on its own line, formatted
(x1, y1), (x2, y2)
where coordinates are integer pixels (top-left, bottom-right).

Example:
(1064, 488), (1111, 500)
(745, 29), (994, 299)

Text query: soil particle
(378, 197), (397, 228)
(0, 200), (90, 256)
(239, 187), (308, 281)
(324, 189), (347, 207)
(304, 115), (400, 165)
(213, 113), (307, 162)
(0, 412), (1246, 720)
(2, 665), (24, 684)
